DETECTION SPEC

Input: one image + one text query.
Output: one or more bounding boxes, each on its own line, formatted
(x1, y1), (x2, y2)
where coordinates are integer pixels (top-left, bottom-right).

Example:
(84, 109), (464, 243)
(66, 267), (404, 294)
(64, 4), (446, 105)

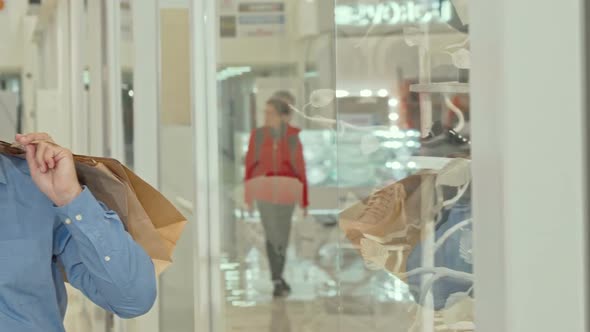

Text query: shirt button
(65, 218), (72, 225)
(104, 256), (111, 262)
(75, 214), (83, 221)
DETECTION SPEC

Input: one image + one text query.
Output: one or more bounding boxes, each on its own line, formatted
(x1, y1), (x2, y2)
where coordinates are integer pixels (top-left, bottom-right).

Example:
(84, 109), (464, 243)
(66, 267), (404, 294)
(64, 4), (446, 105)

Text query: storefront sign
(335, 0), (452, 27)
(220, 16), (237, 38)
(238, 2), (284, 13)
(220, 0), (238, 14)
(238, 14), (284, 25)
(237, 14), (285, 37)
(235, 1), (286, 37)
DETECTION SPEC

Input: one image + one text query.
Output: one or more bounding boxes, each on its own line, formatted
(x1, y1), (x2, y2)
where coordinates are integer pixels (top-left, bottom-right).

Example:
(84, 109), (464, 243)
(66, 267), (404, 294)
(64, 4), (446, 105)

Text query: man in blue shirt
(0, 133), (156, 331)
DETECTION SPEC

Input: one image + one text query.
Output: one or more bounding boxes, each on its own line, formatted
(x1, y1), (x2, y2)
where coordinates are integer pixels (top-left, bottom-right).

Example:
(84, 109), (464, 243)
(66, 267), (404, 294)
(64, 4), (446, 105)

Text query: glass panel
(335, 1), (473, 331)
(213, 0), (342, 331)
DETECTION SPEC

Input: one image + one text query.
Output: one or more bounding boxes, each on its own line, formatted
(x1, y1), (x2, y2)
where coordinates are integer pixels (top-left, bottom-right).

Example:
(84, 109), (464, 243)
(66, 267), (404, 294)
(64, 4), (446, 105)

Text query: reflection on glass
(215, 0), (343, 324)
(336, 0), (473, 331)
(214, 0), (472, 331)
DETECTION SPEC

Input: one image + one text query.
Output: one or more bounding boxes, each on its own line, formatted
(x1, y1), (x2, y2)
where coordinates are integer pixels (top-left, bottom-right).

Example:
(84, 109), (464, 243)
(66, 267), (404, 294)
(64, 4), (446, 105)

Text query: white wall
(0, 1), (27, 72)
(472, 0), (588, 331)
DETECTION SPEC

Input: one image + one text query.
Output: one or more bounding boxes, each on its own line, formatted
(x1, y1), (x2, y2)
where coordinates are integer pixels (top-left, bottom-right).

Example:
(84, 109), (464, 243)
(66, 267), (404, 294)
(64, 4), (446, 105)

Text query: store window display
(335, 0), (474, 330)
(211, 0), (474, 331)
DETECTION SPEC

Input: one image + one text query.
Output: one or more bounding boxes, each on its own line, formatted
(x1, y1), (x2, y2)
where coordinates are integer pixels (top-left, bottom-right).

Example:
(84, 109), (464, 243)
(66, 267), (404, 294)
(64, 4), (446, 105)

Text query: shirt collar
(0, 153), (30, 184)
(0, 154), (7, 184)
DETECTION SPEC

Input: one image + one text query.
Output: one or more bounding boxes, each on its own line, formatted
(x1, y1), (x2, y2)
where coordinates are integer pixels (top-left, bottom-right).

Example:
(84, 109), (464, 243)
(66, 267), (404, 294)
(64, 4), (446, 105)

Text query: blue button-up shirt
(0, 153), (157, 332)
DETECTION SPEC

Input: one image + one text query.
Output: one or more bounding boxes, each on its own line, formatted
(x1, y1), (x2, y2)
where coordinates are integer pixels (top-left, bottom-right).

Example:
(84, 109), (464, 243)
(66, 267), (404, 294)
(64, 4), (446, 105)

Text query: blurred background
(0, 1), (588, 332)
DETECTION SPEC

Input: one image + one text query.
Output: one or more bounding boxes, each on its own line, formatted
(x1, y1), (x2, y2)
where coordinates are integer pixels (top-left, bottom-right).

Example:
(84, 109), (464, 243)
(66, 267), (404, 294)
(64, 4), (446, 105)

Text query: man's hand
(16, 133), (82, 207)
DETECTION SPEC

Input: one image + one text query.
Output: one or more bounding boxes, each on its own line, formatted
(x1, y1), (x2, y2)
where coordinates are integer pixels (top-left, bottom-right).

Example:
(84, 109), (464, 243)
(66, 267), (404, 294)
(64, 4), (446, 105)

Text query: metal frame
(68, 0), (87, 154)
(132, 0), (161, 188)
(189, 0), (218, 330)
(87, 0), (106, 157)
(131, 1), (162, 331)
(585, 1), (590, 329)
(105, 0), (125, 162)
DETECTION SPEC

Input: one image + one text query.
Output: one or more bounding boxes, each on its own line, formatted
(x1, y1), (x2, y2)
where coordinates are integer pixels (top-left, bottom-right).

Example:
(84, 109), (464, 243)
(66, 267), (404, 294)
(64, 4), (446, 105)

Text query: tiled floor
(64, 216), (474, 332)
(217, 218), (474, 332)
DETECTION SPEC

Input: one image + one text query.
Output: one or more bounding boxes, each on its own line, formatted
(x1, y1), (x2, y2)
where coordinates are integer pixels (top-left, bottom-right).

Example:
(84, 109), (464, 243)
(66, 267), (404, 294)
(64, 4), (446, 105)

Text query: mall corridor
(0, 0), (588, 332)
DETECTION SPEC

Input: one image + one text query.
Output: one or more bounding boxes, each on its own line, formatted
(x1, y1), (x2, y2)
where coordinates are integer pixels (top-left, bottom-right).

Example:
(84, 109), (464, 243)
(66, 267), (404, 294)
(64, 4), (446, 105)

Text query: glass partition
(209, 0), (473, 331)
(335, 1), (473, 331)
(212, 0), (343, 330)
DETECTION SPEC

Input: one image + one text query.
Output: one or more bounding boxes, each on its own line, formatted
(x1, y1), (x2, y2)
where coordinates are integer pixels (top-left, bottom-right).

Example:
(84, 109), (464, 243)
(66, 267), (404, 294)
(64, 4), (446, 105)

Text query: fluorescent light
(377, 89), (389, 97)
(383, 141), (403, 149)
(336, 90), (350, 98)
(360, 89), (373, 97)
(304, 71), (319, 78)
(388, 98), (399, 107)
(388, 113), (399, 121)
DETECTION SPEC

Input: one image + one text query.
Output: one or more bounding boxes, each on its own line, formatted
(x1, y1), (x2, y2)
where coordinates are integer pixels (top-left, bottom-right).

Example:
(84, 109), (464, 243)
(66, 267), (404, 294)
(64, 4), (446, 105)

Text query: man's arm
(53, 188), (156, 318)
(15, 133), (156, 318)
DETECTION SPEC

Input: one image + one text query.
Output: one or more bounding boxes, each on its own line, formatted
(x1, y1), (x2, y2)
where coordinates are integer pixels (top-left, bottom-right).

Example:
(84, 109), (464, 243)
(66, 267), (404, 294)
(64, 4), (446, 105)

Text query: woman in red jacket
(244, 98), (308, 298)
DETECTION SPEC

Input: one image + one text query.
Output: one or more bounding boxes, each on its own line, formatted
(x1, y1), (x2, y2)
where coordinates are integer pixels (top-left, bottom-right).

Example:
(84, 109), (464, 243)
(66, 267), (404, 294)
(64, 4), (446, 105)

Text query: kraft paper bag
(0, 141), (187, 275)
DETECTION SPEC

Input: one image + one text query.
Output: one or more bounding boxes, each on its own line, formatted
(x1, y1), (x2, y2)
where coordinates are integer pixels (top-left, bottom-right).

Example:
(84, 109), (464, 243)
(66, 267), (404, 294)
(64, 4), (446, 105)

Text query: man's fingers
(16, 132), (54, 145)
(36, 142), (49, 173)
(25, 145), (40, 175)
(44, 146), (56, 170)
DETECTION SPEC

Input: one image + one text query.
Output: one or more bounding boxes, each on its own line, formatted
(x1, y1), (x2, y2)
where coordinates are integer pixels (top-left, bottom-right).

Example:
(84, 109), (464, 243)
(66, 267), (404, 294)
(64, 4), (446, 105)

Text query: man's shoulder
(0, 153), (30, 175)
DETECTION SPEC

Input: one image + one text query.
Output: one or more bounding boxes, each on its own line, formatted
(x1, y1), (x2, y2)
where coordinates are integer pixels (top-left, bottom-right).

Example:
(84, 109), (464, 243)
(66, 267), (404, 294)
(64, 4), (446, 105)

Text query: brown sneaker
(356, 183), (408, 242)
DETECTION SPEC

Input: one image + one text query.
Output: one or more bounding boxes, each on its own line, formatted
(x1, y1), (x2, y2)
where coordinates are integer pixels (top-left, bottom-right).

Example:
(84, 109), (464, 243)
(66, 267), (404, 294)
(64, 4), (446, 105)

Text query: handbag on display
(0, 141), (187, 275)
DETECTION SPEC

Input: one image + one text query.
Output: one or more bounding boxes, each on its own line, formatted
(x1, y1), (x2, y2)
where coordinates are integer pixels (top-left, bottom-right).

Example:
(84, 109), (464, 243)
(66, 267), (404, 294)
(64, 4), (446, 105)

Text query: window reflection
(213, 0), (473, 331)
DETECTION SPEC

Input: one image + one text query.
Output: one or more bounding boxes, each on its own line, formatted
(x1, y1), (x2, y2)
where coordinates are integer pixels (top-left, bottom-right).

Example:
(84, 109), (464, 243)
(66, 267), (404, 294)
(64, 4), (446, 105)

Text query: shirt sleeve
(52, 187), (157, 319)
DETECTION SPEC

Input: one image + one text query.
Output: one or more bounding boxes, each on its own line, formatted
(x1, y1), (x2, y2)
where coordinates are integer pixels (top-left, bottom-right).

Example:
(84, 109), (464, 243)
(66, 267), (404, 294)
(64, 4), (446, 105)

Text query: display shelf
(409, 156), (454, 170)
(410, 82), (470, 94)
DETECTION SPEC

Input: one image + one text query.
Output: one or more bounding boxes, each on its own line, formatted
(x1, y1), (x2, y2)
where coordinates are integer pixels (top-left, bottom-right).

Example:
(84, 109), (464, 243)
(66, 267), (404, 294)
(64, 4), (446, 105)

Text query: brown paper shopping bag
(0, 141), (187, 275)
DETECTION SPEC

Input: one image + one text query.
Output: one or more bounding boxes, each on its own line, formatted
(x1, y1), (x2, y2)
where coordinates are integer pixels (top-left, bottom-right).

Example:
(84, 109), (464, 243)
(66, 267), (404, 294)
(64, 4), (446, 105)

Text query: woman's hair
(272, 90), (296, 105)
(266, 98), (291, 116)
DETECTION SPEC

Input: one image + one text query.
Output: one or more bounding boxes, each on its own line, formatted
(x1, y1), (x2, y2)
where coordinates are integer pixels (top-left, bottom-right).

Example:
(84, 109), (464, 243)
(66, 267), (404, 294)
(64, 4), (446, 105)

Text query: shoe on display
(440, 293), (474, 330)
(358, 185), (404, 226)
(360, 238), (410, 273)
(355, 184), (409, 242)
(340, 172), (437, 245)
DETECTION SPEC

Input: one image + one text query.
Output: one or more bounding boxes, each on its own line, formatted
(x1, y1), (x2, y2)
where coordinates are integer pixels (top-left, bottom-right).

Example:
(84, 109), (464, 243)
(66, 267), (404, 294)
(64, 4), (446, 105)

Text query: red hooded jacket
(244, 125), (309, 208)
